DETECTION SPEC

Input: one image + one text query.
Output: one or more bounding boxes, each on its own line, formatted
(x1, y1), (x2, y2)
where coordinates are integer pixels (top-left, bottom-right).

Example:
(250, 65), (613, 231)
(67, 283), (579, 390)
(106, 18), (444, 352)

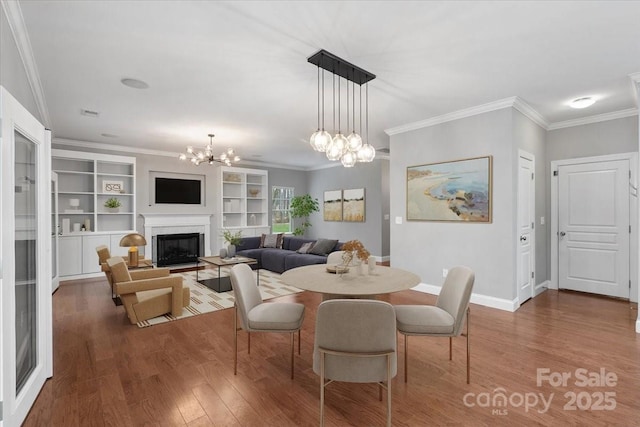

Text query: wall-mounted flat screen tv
(155, 177), (202, 204)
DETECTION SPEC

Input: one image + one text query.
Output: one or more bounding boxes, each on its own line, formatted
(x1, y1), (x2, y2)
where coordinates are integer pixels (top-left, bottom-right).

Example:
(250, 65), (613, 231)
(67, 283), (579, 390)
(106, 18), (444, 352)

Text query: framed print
(342, 188), (365, 222)
(102, 180), (124, 194)
(323, 190), (343, 221)
(406, 156), (492, 222)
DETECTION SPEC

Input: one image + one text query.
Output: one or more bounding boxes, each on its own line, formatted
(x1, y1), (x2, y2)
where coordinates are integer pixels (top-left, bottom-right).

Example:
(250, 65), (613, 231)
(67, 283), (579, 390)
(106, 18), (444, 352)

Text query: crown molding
(52, 137), (309, 171)
(384, 96), (550, 136)
(547, 108), (638, 131)
(306, 153), (390, 171)
(2, 1), (51, 127)
(385, 97), (518, 136)
(512, 97), (549, 129)
(630, 72), (640, 107)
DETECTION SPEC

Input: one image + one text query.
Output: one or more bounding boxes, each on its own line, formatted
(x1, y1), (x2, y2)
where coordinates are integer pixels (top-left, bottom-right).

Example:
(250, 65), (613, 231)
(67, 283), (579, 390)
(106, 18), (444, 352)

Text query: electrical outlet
(442, 268), (448, 278)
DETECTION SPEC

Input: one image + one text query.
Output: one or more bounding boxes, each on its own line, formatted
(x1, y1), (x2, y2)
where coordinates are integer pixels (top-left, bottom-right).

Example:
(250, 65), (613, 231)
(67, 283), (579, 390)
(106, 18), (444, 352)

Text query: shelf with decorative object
(219, 166), (269, 250)
(52, 149), (138, 278)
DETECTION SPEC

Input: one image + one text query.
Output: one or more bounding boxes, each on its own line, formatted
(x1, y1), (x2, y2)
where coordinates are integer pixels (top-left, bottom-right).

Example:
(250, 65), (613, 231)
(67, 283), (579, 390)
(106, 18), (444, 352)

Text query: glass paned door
(1, 86), (52, 426)
(14, 131), (38, 393)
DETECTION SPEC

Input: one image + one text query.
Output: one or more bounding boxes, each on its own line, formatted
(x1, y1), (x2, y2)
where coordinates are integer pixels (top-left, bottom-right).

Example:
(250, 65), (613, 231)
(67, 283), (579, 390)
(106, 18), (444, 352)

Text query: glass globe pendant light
(346, 79), (362, 152)
(309, 65), (321, 150)
(341, 150), (357, 167)
(357, 82), (375, 163)
(328, 74), (347, 161)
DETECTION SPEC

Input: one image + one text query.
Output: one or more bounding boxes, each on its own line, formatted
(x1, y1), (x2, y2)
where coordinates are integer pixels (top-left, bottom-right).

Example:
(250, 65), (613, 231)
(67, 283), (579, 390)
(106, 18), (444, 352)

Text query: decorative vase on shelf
(227, 244), (236, 258)
(106, 207), (119, 213)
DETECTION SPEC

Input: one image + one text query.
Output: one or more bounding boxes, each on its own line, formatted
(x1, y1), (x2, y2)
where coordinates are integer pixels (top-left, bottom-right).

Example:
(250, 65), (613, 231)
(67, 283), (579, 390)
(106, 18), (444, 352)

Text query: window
(272, 186), (293, 233)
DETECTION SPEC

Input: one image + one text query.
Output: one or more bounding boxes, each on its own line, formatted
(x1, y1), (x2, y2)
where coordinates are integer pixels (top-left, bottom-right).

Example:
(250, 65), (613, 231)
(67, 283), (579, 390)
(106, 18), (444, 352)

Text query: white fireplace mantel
(141, 213), (213, 260)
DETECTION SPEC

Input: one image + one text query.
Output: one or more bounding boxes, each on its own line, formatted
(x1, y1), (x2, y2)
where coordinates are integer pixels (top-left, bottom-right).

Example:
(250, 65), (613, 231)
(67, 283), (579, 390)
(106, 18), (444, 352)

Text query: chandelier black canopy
(307, 49), (376, 166)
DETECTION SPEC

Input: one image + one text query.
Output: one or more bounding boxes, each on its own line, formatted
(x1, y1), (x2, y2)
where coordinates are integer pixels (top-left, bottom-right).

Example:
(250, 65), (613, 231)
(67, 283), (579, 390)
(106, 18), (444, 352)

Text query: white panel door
(558, 160), (630, 298)
(1, 86), (52, 426)
(517, 152), (535, 305)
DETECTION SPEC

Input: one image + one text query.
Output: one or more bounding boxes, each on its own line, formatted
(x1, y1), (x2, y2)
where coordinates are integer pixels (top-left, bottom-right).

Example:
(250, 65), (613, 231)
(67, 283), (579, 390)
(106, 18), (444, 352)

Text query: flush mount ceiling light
(569, 97), (595, 109)
(120, 78), (149, 89)
(308, 49), (376, 167)
(178, 134), (240, 166)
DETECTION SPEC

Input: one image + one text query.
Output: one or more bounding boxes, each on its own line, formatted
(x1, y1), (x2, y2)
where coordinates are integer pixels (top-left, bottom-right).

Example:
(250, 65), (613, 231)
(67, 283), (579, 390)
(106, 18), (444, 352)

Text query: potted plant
(290, 194), (319, 236)
(222, 229), (243, 257)
(104, 197), (122, 213)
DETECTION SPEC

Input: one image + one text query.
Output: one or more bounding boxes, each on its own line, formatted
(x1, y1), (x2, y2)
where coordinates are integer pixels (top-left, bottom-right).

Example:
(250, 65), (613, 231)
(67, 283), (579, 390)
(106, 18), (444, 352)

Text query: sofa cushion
(283, 236), (316, 251)
(309, 238), (338, 256)
(261, 249), (291, 274)
(236, 248), (265, 264)
(296, 242), (315, 254)
(284, 253), (329, 271)
(260, 233), (284, 249)
(237, 236), (261, 251)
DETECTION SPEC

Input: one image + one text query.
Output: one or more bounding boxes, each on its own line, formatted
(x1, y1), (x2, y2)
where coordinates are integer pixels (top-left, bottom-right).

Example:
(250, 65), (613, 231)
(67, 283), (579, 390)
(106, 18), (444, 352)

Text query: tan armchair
(107, 256), (190, 324)
(96, 245), (114, 288)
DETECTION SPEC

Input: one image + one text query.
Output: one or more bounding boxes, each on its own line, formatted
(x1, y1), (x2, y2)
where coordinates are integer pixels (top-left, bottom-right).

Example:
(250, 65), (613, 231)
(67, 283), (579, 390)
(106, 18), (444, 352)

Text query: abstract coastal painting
(323, 190), (343, 221)
(407, 156), (492, 222)
(342, 188), (365, 222)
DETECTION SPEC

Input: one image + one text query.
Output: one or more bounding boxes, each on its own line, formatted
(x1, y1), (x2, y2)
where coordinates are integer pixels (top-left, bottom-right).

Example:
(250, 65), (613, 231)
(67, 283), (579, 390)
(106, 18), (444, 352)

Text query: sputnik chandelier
(179, 134), (240, 166)
(308, 49), (376, 167)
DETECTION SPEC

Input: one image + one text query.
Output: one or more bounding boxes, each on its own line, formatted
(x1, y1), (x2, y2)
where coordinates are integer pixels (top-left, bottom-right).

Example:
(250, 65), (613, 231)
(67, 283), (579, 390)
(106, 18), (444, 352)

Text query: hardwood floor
(24, 276), (639, 426)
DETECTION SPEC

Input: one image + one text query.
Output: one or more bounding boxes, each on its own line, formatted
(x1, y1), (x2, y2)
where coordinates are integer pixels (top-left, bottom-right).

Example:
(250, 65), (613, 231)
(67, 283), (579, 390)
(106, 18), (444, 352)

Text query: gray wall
(514, 110), (548, 284)
(306, 160), (385, 257)
(1, 6), (41, 122)
(390, 108), (517, 301)
(381, 159), (390, 257)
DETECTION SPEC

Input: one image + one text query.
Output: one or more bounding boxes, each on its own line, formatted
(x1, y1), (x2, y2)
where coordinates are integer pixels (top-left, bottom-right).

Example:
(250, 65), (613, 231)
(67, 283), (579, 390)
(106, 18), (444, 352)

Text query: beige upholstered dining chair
(230, 263), (305, 379)
(313, 299), (397, 427)
(394, 266), (475, 383)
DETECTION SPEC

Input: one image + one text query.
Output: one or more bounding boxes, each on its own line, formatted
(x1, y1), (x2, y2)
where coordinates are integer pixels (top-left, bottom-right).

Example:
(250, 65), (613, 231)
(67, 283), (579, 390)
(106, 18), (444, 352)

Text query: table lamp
(119, 233), (147, 267)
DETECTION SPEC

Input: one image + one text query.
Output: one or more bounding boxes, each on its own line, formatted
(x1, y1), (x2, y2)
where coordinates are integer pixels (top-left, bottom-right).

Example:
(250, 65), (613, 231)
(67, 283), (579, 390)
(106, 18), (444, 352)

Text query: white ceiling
(16, 1), (640, 169)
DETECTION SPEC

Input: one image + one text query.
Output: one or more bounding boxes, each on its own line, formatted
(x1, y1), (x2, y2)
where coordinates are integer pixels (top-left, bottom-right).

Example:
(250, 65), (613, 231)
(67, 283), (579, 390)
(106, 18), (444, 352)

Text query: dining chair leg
(233, 304), (238, 375)
(320, 352), (325, 427)
(387, 354), (392, 427)
(449, 336), (453, 361)
(466, 307), (470, 384)
(378, 383), (382, 401)
(290, 332), (295, 380)
(298, 329), (301, 355)
(404, 334), (408, 383)
(248, 332), (251, 354)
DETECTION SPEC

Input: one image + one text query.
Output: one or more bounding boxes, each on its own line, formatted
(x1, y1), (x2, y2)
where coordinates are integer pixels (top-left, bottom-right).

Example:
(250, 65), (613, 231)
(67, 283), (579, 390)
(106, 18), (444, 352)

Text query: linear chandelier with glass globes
(179, 133), (240, 166)
(307, 49), (376, 167)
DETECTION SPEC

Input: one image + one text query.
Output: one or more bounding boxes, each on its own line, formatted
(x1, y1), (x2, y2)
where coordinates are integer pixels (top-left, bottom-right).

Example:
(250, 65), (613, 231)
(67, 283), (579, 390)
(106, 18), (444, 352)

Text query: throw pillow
(296, 241), (315, 254)
(260, 233), (284, 249)
(308, 238), (338, 256)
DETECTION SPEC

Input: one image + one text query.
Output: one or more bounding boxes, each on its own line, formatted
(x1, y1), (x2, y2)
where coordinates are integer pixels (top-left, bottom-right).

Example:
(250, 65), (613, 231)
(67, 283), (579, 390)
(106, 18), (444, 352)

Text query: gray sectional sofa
(236, 236), (343, 274)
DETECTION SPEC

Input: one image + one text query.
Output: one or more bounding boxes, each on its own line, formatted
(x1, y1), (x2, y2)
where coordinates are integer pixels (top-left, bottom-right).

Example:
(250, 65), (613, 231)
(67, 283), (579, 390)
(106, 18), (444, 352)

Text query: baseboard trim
(535, 280), (549, 297)
(411, 283), (518, 312)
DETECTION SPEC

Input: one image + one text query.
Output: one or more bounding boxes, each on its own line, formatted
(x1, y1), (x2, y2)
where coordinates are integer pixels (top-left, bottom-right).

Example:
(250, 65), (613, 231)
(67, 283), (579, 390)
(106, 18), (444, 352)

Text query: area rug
(136, 268), (303, 328)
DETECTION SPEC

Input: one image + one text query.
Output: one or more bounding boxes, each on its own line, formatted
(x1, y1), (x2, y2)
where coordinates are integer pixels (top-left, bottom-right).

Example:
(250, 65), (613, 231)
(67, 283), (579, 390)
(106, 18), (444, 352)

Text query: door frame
(516, 149), (536, 307)
(0, 87), (53, 426)
(550, 152), (638, 304)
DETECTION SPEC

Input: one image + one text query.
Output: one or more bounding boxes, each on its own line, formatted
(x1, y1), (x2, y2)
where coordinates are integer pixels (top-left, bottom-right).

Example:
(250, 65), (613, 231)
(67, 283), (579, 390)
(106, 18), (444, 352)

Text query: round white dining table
(280, 264), (421, 296)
